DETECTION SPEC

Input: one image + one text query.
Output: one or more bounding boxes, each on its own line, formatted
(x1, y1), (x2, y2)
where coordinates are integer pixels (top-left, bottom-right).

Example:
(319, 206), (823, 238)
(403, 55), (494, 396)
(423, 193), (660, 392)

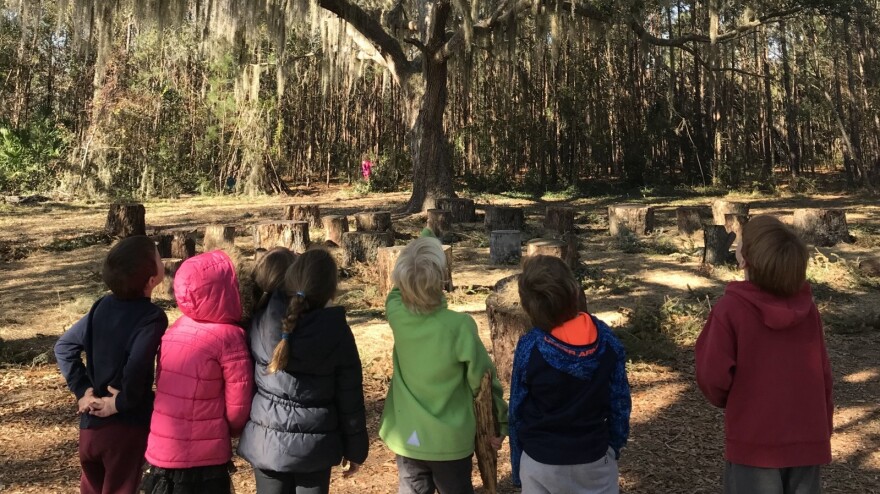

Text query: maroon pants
(79, 422), (149, 494)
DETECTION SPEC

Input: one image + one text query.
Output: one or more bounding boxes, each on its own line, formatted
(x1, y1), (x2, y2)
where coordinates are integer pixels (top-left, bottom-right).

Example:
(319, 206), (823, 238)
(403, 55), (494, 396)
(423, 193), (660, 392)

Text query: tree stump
(724, 214), (750, 245)
(484, 206), (524, 232)
(426, 209), (453, 240)
(105, 203), (146, 237)
(253, 221), (309, 253)
(204, 225), (236, 252)
(489, 230), (521, 265)
(341, 231), (394, 266)
(355, 211), (393, 233)
(793, 209), (850, 247)
(526, 238), (575, 268)
(474, 372), (498, 494)
(712, 200), (750, 225)
(156, 231), (196, 259)
(284, 204), (322, 228)
(676, 206), (710, 236)
(608, 204), (655, 236)
(437, 197), (476, 223)
(153, 258), (184, 302)
(322, 215), (349, 247)
(703, 225), (736, 266)
(377, 244), (454, 295)
(544, 206), (576, 234)
(486, 275), (531, 384)
(442, 244), (454, 292)
(858, 257), (880, 278)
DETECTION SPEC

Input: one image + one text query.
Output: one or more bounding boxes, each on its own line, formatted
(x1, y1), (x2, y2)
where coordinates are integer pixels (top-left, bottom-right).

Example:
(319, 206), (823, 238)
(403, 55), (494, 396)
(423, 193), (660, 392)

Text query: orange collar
(550, 313), (598, 346)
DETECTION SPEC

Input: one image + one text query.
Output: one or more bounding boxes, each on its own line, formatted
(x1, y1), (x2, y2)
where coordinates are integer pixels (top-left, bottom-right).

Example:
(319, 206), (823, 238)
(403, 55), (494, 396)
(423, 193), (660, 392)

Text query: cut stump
(427, 209), (453, 240)
(156, 231), (196, 259)
(322, 215), (349, 247)
(724, 214), (750, 245)
(489, 230), (521, 265)
(676, 206), (710, 236)
(204, 225), (236, 252)
(526, 238), (575, 269)
(486, 275), (532, 384)
(437, 197), (476, 223)
(284, 204), (322, 229)
(474, 372), (498, 494)
(253, 221), (310, 253)
(858, 257), (880, 278)
(106, 203), (146, 238)
(355, 211), (393, 233)
(485, 206), (524, 232)
(793, 209), (850, 247)
(544, 206), (576, 234)
(703, 225), (736, 266)
(608, 204), (655, 236)
(154, 258), (184, 302)
(341, 231), (394, 266)
(712, 200), (750, 225)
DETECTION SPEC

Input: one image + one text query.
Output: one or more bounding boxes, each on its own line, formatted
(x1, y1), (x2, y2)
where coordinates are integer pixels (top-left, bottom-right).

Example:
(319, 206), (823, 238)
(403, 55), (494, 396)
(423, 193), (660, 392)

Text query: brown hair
(267, 249), (338, 373)
(741, 215), (808, 297)
(102, 235), (159, 300)
(518, 255), (582, 331)
(251, 247), (297, 313)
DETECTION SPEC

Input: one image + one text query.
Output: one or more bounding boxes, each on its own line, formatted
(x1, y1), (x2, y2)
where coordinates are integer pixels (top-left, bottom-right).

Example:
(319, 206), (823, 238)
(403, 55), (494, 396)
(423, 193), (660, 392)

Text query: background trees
(0, 0), (877, 201)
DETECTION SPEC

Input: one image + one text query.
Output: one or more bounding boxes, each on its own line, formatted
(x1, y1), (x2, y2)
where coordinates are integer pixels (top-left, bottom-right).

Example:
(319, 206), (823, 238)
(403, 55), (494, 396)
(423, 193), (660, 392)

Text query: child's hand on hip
(341, 459), (361, 478)
(77, 388), (102, 414)
(490, 436), (505, 451)
(89, 386), (120, 418)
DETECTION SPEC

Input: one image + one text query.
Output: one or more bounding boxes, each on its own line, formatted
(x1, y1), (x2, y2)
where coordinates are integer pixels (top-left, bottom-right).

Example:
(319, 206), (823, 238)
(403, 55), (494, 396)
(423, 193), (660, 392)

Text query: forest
(0, 0), (878, 210)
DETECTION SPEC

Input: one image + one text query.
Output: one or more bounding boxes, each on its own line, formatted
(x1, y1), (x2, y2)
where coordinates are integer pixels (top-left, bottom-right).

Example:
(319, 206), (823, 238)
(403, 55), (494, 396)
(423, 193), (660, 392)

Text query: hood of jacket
(533, 315), (621, 380)
(725, 281), (814, 331)
(173, 250), (242, 324)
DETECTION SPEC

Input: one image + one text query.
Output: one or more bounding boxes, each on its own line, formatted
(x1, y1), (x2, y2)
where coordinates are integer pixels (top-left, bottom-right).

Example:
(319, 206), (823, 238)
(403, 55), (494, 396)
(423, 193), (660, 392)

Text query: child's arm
(334, 325), (369, 466)
(608, 339), (632, 460)
(220, 328), (254, 437)
(54, 315), (93, 401)
(456, 317), (509, 437)
(694, 310), (737, 408)
(106, 313), (167, 414)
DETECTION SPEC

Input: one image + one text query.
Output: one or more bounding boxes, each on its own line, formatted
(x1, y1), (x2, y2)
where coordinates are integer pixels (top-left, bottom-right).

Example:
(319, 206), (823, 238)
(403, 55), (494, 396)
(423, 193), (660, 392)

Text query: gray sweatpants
(724, 462), (822, 494)
(520, 449), (619, 494)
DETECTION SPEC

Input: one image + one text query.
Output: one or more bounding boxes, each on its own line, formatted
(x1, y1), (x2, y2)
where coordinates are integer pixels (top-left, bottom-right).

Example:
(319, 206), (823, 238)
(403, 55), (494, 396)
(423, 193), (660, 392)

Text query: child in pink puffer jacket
(142, 251), (254, 494)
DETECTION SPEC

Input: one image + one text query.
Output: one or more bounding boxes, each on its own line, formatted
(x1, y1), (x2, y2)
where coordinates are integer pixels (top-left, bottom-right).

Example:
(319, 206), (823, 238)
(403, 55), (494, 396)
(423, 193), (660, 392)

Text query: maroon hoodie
(695, 281), (833, 468)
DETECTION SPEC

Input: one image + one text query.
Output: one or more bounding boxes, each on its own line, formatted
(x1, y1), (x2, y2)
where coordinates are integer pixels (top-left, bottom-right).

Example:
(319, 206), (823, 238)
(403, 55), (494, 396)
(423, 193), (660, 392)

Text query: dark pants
(79, 422), (149, 494)
(141, 463), (232, 494)
(724, 462), (822, 494)
(253, 468), (332, 494)
(396, 455), (474, 494)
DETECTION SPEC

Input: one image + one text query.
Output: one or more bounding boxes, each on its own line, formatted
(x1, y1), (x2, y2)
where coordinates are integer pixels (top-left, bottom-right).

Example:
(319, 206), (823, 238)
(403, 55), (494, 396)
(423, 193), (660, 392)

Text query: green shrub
(0, 119), (71, 192)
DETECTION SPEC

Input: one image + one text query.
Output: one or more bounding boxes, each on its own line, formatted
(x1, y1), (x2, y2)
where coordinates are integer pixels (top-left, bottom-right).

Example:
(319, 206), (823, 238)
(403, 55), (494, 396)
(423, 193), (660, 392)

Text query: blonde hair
(741, 215), (808, 297)
(392, 237), (446, 314)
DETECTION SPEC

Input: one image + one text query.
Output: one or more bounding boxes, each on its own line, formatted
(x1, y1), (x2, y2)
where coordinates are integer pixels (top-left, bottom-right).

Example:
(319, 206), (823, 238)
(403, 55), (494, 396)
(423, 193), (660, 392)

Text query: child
(239, 249), (368, 494)
(251, 247), (298, 314)
(695, 215), (833, 494)
(141, 250), (254, 494)
(54, 235), (168, 494)
(509, 255), (631, 494)
(379, 235), (508, 494)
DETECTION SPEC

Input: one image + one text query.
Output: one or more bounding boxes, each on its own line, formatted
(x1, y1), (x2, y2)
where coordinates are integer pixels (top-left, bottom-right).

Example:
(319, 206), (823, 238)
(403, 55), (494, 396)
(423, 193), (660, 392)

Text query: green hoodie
(379, 288), (509, 461)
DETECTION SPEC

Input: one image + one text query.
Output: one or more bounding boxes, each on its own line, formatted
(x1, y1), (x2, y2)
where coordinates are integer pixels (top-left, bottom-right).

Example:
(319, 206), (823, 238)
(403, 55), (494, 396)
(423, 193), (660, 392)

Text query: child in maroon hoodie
(696, 215), (833, 494)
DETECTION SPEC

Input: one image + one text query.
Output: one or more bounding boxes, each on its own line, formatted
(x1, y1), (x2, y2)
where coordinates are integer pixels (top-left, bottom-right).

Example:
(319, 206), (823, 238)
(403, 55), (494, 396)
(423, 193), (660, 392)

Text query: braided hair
(267, 249), (338, 373)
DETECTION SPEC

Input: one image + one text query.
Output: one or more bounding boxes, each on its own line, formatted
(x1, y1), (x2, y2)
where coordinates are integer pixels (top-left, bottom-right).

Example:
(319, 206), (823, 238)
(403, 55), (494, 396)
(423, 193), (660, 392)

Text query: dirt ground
(1, 186), (878, 493)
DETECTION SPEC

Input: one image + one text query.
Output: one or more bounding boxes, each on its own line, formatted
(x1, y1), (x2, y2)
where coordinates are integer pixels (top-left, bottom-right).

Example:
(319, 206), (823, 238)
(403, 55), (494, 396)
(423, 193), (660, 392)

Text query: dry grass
(1, 187), (879, 493)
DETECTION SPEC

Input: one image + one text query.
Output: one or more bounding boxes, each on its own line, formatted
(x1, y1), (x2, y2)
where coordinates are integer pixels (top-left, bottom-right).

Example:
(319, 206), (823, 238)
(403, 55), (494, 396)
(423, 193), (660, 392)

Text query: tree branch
(318, 0), (413, 78)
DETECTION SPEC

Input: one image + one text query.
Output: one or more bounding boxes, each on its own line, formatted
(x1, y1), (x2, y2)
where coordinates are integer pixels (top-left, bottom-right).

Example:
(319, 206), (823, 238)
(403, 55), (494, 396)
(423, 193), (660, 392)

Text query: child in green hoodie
(379, 233), (508, 494)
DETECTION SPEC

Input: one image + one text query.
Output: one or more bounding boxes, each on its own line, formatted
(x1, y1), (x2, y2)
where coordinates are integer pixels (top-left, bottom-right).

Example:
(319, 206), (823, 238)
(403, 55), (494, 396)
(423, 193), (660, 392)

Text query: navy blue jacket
(238, 292), (369, 473)
(509, 316), (631, 486)
(54, 295), (168, 429)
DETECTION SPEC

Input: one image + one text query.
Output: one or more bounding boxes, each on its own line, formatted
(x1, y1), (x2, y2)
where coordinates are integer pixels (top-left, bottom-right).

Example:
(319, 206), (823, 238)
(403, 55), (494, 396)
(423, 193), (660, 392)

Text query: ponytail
(267, 292), (308, 373)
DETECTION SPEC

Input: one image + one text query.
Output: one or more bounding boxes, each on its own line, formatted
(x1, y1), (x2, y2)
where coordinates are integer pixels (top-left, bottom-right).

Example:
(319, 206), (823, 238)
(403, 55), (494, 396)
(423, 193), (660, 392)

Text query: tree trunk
(703, 225), (736, 266)
(106, 203), (146, 238)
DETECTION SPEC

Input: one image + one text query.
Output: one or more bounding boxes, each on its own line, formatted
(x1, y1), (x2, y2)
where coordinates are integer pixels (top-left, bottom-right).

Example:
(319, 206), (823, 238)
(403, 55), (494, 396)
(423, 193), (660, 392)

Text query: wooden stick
(474, 372), (498, 494)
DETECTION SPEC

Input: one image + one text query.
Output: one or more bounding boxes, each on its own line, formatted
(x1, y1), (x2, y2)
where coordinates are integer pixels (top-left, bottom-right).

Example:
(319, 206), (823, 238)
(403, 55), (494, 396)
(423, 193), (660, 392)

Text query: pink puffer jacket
(145, 251), (254, 469)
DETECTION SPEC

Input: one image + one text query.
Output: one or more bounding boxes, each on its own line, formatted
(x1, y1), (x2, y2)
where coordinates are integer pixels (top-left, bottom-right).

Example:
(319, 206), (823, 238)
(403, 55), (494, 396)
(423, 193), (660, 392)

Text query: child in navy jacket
(509, 255), (631, 494)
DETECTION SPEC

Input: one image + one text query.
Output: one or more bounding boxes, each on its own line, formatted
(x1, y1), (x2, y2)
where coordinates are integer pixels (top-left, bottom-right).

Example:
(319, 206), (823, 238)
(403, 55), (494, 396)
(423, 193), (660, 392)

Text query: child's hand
(489, 436), (505, 451)
(341, 459), (361, 478)
(77, 388), (102, 414)
(89, 386), (120, 418)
